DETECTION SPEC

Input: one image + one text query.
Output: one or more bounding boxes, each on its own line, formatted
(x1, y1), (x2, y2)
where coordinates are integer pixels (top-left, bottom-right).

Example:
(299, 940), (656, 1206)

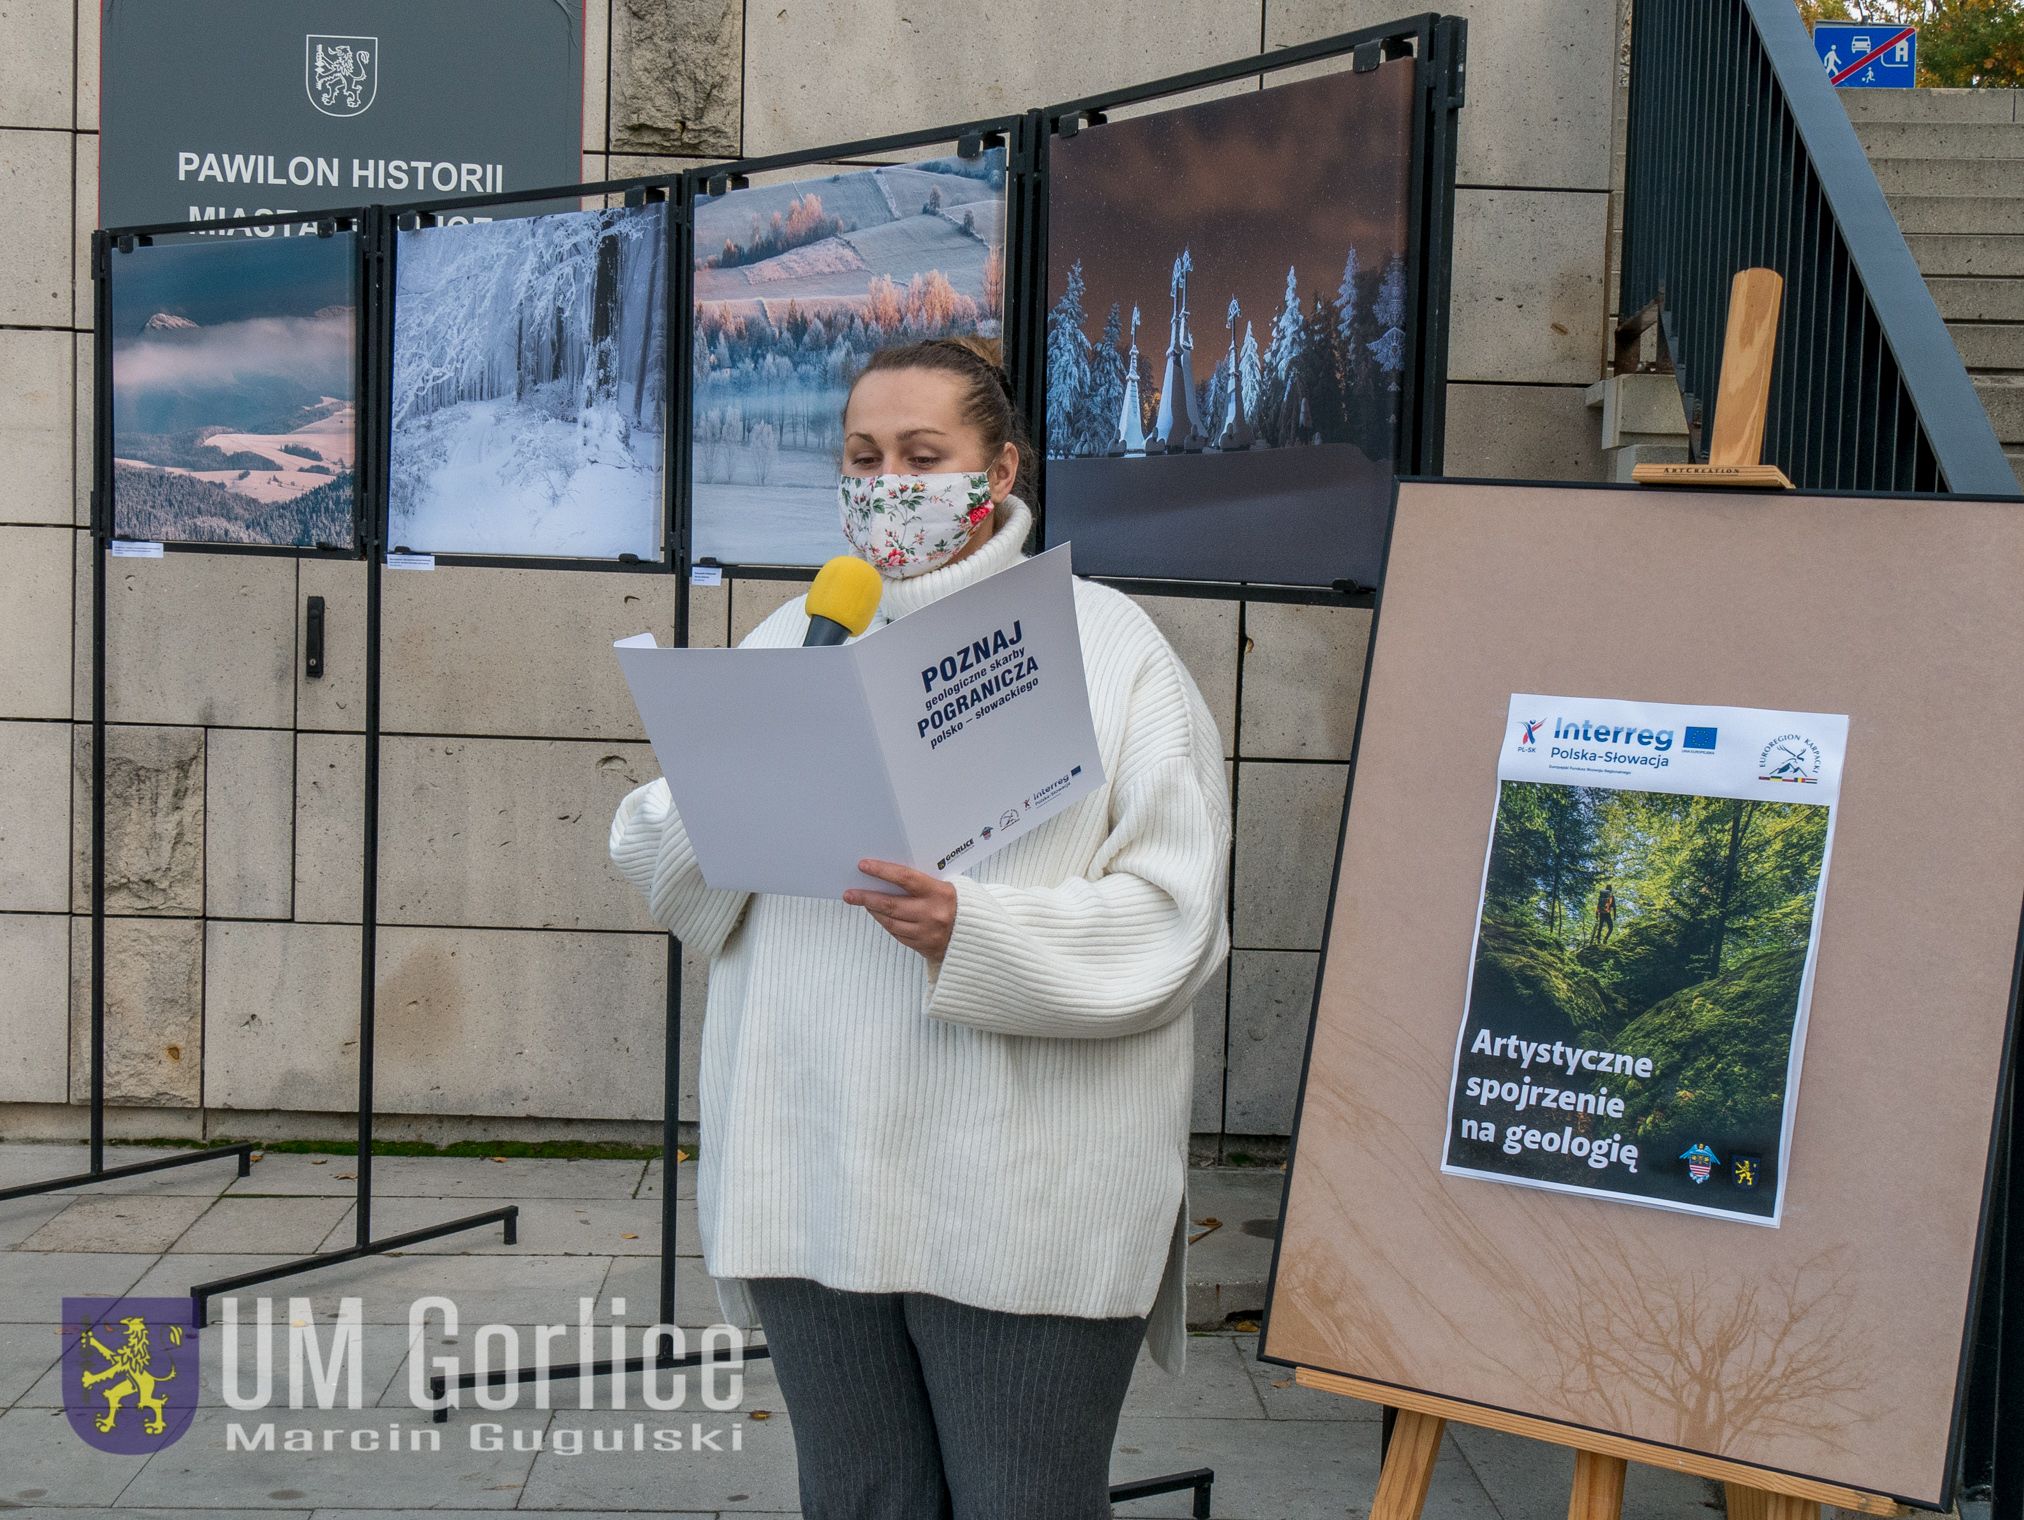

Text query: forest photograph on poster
(109, 233), (357, 549)
(1043, 61), (1416, 586)
(690, 148), (1008, 567)
(1445, 781), (1832, 1221)
(389, 202), (668, 559)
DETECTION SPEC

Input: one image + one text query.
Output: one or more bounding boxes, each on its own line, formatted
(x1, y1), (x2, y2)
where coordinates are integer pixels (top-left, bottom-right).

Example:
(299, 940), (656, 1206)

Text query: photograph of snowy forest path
(1449, 780), (1834, 1219)
(390, 202), (668, 560)
(691, 148), (1007, 567)
(109, 233), (358, 549)
(1042, 62), (1416, 586)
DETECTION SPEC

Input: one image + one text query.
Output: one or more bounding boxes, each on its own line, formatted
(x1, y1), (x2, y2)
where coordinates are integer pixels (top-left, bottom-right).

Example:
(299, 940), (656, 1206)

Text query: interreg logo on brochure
(62, 1299), (201, 1453)
(60, 1294), (752, 1456)
(306, 36), (379, 117)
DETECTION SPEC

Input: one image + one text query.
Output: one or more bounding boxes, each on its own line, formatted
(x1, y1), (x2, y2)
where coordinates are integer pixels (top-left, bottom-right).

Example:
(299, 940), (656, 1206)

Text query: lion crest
(61, 1298), (198, 1451)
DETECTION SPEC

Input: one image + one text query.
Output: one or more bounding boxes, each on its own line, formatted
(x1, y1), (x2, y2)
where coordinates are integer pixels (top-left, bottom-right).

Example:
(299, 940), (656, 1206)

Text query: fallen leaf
(621, 1233), (639, 1241)
(334, 1172), (356, 1181)
(310, 1158), (328, 1166)
(490, 1155), (508, 1164)
(1230, 1318), (1260, 1333)
(750, 1408), (771, 1420)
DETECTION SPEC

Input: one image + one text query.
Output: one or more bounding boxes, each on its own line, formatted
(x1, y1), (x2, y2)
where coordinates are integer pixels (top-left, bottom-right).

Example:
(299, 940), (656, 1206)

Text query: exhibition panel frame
(1032, 14), (1464, 604)
(98, 207), (376, 559)
(678, 114), (1032, 581)
(383, 172), (686, 573)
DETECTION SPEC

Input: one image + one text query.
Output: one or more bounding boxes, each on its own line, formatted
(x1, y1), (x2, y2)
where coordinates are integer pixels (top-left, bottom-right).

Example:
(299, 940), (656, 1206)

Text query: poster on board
(1041, 60), (1414, 587)
(389, 202), (668, 559)
(690, 148), (1009, 568)
(1443, 696), (1847, 1225)
(109, 233), (358, 549)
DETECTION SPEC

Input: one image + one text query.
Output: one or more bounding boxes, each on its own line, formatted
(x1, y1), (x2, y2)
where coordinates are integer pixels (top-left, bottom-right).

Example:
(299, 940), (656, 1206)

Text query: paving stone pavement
(0, 1141), (1836, 1518)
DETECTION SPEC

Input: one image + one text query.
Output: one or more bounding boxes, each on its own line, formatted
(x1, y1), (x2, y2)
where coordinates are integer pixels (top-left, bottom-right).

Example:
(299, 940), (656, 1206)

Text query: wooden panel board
(1259, 479), (2024, 1509)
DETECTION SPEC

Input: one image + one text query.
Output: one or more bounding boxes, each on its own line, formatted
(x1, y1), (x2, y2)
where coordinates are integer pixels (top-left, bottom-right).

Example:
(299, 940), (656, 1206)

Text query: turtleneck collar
(871, 494), (1035, 626)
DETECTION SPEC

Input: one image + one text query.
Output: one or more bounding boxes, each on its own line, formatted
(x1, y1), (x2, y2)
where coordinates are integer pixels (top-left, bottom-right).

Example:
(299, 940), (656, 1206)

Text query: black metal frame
(1253, 474), (2024, 1515)
(1619, 0), (2018, 499)
(380, 171), (685, 572)
(71, 206), (518, 1315)
(678, 114), (1030, 582)
(1026, 14), (1465, 604)
(1, 212), (377, 1207)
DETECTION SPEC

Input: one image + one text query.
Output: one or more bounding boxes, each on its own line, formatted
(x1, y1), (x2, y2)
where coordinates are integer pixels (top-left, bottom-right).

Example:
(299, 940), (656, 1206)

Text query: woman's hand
(844, 859), (957, 962)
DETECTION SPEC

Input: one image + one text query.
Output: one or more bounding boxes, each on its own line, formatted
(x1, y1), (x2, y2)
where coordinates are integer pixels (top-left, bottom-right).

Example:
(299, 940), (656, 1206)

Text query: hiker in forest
(1590, 883), (1617, 945)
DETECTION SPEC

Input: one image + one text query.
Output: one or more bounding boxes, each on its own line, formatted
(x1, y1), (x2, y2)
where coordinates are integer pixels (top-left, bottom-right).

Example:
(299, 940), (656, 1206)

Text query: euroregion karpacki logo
(1758, 732), (1823, 784)
(61, 1298), (200, 1452)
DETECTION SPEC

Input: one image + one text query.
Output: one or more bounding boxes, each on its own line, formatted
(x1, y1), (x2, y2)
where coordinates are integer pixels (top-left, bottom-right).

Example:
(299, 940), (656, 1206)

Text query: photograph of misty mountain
(690, 148), (1008, 568)
(1448, 781), (1833, 1220)
(390, 202), (667, 559)
(1042, 60), (1414, 586)
(109, 233), (357, 549)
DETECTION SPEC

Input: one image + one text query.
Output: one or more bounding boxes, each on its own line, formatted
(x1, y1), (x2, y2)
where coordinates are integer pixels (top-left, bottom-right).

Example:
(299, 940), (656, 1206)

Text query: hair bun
(938, 334), (1014, 398)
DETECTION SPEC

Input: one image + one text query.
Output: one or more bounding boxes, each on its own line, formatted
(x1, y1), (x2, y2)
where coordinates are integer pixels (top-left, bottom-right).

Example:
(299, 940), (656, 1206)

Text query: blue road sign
(1812, 21), (1918, 89)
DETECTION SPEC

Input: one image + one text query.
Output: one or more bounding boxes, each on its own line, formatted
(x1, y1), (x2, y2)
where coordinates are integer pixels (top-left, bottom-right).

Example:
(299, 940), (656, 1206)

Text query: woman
(609, 335), (1231, 1520)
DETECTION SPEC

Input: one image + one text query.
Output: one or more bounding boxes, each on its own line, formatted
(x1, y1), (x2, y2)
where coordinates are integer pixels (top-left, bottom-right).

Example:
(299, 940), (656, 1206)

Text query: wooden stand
(1631, 268), (1795, 490)
(1302, 1368), (1905, 1520)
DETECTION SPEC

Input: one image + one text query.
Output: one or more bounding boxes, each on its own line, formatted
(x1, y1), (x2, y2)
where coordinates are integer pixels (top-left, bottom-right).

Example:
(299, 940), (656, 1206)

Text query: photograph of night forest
(1451, 781), (1833, 1216)
(1039, 59), (1417, 586)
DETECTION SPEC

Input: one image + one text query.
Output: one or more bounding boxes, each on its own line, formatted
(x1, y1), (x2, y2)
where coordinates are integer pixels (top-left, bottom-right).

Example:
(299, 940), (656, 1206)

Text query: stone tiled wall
(0, 0), (1619, 1147)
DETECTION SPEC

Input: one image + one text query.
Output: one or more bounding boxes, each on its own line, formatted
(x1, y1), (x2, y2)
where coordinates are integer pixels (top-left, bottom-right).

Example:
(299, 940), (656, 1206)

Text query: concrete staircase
(1846, 87), (2024, 490)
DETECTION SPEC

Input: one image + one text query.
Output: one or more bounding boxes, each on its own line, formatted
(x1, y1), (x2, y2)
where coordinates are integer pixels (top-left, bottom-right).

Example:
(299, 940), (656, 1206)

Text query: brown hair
(846, 335), (1036, 502)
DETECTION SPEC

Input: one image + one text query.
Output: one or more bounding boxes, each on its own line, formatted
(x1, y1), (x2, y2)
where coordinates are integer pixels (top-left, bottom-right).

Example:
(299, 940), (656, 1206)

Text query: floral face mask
(838, 471), (995, 578)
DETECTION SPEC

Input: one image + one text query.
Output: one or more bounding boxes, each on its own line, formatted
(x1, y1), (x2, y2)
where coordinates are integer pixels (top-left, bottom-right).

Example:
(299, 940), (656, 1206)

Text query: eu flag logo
(1683, 726), (1718, 752)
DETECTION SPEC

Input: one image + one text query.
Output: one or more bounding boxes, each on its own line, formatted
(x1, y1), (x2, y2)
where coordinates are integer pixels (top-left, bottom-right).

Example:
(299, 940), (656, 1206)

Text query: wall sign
(99, 0), (584, 230)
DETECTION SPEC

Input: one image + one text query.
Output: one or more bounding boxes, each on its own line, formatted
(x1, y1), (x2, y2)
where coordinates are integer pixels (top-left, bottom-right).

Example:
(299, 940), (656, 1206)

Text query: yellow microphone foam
(806, 555), (885, 638)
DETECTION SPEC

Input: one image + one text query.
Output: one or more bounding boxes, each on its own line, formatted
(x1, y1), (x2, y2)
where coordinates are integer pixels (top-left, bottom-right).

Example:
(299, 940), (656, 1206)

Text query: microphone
(802, 555), (884, 646)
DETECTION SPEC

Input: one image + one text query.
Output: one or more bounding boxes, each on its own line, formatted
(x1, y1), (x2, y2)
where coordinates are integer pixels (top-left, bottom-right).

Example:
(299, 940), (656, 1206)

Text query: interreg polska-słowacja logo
(62, 1298), (200, 1453)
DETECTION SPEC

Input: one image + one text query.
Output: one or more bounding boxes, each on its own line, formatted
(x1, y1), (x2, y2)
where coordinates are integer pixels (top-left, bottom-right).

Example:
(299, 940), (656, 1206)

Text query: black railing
(1620, 0), (2018, 496)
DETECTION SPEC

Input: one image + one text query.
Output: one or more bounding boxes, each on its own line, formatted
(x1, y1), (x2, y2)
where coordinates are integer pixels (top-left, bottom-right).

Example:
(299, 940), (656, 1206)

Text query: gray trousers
(742, 1273), (1149, 1520)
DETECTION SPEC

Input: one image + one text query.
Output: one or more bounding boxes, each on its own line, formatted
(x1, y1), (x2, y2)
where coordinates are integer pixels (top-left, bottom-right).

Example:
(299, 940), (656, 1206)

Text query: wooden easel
(1297, 1366), (1906, 1520)
(1292, 265), (1901, 1520)
(1631, 267), (1795, 490)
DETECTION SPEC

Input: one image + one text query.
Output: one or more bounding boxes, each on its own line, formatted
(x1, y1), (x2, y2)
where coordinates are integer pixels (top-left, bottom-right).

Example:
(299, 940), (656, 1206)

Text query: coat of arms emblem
(61, 1298), (200, 1452)
(307, 34), (378, 117)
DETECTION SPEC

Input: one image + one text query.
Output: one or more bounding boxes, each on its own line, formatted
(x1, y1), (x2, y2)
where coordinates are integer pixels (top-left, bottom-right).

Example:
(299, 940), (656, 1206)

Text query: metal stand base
(189, 1205), (519, 1325)
(428, 1337), (773, 1423)
(0, 1142), (255, 1204)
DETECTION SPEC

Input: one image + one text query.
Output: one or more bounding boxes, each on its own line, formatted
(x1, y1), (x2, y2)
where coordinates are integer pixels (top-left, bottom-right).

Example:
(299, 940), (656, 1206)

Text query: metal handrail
(1620, 0), (2018, 496)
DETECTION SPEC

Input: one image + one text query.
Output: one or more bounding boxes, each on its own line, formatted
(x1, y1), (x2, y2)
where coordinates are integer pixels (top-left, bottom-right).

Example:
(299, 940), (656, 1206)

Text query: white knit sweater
(608, 494), (1232, 1377)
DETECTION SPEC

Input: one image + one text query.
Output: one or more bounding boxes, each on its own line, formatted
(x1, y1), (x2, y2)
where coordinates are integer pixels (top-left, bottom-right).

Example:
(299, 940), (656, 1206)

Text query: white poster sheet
(1440, 695), (1848, 1225)
(614, 544), (1104, 897)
